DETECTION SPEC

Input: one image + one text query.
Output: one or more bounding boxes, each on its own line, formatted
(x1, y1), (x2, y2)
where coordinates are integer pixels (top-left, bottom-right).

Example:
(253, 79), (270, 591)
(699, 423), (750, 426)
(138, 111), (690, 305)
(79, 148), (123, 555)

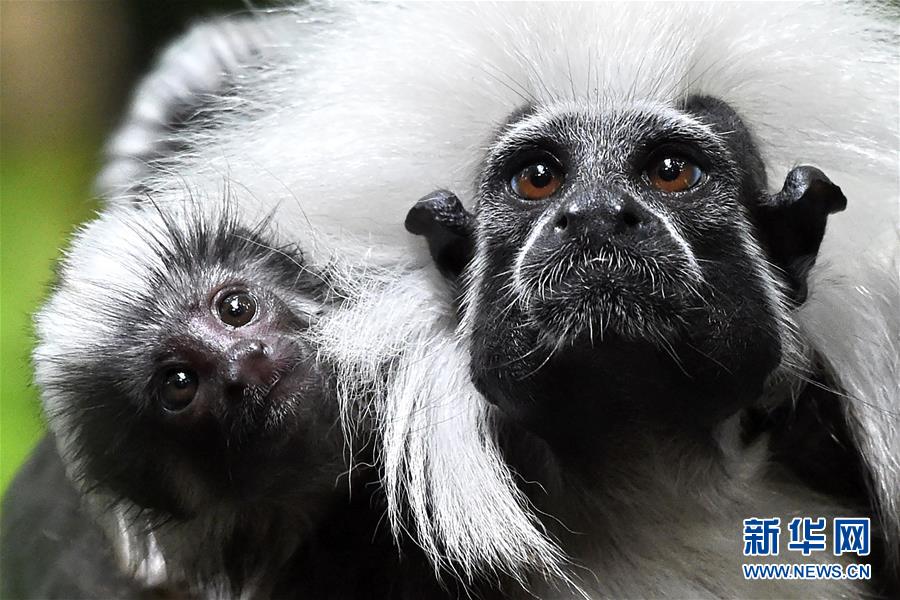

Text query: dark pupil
(657, 158), (686, 181)
(219, 292), (256, 326)
(225, 295), (249, 317)
(527, 164), (553, 188)
(162, 368), (198, 411)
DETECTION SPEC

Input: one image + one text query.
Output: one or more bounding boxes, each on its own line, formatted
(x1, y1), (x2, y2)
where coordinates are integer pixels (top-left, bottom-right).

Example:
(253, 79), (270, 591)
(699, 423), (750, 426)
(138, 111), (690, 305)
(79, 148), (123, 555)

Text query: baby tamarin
(28, 204), (346, 596)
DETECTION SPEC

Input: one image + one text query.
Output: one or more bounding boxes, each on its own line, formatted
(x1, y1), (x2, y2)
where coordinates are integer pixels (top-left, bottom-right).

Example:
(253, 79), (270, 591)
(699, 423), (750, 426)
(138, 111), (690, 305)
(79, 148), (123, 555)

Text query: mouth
(229, 344), (312, 401)
(261, 356), (314, 402)
(515, 242), (700, 345)
(226, 354), (320, 443)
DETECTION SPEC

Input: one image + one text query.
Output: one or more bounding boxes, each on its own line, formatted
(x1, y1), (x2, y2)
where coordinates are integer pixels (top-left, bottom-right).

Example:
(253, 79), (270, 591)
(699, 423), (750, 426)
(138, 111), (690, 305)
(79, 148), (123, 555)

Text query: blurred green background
(0, 0), (246, 498)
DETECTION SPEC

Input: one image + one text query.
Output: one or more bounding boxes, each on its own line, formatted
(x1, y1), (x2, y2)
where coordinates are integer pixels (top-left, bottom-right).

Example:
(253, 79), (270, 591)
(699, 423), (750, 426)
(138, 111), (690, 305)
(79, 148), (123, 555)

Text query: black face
(62, 215), (342, 517)
(409, 96), (846, 449)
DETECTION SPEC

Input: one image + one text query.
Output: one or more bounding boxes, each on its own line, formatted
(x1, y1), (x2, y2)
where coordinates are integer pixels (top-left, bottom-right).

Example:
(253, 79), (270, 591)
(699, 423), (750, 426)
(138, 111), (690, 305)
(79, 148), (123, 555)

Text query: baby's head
(35, 205), (343, 519)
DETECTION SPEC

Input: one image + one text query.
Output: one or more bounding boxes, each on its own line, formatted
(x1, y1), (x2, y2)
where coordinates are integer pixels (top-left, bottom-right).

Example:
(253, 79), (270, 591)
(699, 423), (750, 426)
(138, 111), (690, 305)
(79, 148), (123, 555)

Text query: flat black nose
(224, 340), (275, 398)
(552, 195), (653, 242)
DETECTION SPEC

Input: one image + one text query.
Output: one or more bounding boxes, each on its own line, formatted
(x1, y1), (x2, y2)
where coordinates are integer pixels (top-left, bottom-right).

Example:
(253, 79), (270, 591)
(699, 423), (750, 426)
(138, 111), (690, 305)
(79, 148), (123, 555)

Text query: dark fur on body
(1, 436), (163, 599)
(1, 436), (475, 600)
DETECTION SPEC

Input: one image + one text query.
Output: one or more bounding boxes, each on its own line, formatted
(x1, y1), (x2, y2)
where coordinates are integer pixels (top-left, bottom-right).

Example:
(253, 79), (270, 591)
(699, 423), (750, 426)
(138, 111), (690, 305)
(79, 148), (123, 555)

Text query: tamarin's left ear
(752, 166), (847, 303)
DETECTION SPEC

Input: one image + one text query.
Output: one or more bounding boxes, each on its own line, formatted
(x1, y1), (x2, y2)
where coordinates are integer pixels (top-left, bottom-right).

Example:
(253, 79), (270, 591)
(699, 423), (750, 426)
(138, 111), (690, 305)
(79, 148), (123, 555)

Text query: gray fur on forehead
(487, 99), (732, 170)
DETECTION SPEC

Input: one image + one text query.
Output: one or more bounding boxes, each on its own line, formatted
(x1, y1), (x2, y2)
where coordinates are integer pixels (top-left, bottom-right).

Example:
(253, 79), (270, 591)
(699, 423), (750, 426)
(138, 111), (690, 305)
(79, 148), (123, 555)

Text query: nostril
(621, 208), (641, 228)
(225, 381), (248, 402)
(554, 214), (569, 232)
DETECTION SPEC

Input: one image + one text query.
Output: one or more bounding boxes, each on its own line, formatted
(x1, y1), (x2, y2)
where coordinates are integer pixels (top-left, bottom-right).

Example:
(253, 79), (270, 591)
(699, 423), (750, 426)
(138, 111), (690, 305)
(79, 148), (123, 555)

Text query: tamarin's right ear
(752, 166), (847, 304)
(405, 189), (475, 279)
(96, 15), (281, 199)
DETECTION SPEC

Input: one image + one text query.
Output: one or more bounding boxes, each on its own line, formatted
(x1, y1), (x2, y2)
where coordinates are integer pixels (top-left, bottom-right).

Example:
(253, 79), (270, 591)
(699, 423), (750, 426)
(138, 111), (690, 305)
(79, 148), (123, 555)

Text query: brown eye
(161, 368), (198, 411)
(218, 291), (257, 327)
(646, 156), (703, 193)
(510, 161), (564, 200)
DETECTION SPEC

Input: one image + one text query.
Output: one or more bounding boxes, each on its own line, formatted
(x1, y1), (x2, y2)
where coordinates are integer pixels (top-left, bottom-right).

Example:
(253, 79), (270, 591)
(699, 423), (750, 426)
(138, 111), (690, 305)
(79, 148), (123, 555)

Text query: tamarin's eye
(645, 156), (703, 193)
(218, 291), (257, 327)
(510, 159), (564, 201)
(161, 368), (198, 411)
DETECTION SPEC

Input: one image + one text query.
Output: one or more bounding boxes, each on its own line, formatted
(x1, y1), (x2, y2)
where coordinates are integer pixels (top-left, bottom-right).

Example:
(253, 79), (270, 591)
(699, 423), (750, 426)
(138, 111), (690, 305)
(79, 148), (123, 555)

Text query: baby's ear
(751, 166), (847, 303)
(96, 15), (281, 199)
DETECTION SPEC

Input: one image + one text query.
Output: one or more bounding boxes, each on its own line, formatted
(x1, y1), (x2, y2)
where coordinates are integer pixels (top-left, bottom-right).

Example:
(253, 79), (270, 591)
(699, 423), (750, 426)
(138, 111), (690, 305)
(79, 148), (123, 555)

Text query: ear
(96, 15), (279, 199)
(405, 189), (475, 278)
(752, 166), (847, 303)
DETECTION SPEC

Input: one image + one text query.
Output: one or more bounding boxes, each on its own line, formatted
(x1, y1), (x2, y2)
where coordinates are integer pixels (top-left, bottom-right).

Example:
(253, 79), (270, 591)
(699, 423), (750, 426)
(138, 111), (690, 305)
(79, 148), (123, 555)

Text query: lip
(520, 245), (646, 300)
(220, 356), (315, 448)
(514, 243), (696, 346)
(260, 356), (313, 402)
(520, 238), (696, 301)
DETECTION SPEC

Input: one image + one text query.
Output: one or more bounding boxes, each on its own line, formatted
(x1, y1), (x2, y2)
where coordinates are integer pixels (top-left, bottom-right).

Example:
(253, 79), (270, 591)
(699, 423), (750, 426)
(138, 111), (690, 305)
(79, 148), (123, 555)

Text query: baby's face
(53, 215), (341, 517)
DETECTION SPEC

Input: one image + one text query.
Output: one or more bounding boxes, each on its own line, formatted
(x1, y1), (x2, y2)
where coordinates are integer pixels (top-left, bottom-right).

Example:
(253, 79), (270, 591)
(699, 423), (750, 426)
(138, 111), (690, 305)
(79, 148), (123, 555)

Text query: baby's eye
(217, 291), (257, 327)
(161, 367), (198, 411)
